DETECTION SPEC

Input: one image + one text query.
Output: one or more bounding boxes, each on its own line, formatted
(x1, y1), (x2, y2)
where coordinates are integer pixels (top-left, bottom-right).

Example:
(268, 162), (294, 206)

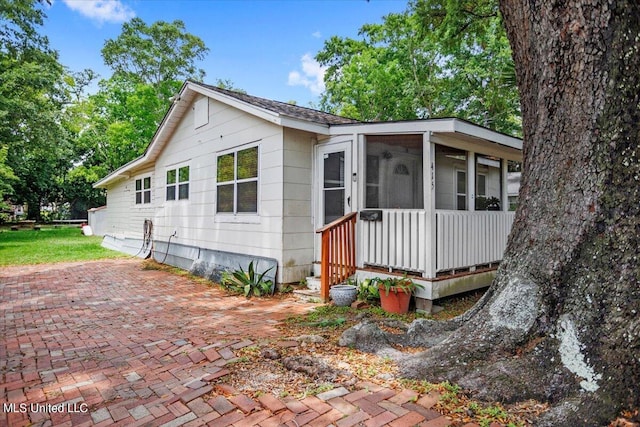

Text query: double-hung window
(135, 177), (151, 205)
(216, 146), (258, 214)
(166, 166), (190, 201)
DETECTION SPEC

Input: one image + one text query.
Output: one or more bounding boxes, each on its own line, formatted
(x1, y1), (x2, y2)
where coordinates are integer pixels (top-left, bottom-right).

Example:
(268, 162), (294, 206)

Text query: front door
(317, 142), (352, 226)
(314, 141), (352, 269)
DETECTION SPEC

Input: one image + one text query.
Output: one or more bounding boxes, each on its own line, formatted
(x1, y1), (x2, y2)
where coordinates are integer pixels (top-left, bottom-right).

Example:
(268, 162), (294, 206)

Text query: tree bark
(344, 2), (640, 424)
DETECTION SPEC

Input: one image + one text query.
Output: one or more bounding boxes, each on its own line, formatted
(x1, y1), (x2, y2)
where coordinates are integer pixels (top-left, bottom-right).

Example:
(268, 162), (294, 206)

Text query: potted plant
(329, 283), (358, 306)
(375, 276), (422, 314)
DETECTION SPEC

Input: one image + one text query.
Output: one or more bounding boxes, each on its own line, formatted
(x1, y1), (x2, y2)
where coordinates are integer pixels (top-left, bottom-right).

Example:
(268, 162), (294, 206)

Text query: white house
(94, 80), (522, 310)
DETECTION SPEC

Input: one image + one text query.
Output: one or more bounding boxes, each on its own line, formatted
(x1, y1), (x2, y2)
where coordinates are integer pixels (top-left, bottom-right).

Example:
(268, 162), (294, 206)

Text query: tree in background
(1, 4), (211, 220)
(57, 18), (210, 218)
(0, 0), (72, 220)
(81, 18), (209, 175)
(317, 0), (520, 136)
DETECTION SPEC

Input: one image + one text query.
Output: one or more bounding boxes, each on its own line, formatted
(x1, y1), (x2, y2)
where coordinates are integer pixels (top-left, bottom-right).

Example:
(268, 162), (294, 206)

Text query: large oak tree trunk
(343, 2), (640, 424)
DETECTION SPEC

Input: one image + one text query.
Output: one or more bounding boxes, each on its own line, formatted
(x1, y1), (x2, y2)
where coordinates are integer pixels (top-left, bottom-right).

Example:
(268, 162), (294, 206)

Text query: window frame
(135, 175), (152, 206)
(165, 164), (190, 202)
(215, 143), (260, 219)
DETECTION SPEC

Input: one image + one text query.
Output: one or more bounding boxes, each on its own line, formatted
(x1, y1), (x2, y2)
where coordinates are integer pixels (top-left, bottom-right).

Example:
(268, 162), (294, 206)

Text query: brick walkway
(1, 259), (483, 427)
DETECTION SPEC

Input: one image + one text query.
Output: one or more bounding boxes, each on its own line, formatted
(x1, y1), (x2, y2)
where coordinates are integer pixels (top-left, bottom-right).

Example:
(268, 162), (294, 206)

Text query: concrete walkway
(0, 259), (485, 427)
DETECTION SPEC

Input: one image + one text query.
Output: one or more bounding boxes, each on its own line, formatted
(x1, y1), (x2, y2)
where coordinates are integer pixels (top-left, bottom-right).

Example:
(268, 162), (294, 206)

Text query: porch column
(501, 158), (509, 212)
(467, 151), (476, 211)
(423, 132), (436, 278)
(356, 133), (366, 268)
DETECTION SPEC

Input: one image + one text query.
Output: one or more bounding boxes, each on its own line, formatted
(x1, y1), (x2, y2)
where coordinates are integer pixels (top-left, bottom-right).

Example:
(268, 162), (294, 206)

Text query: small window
(456, 170), (466, 210)
(394, 164), (410, 175)
(166, 166), (189, 201)
(217, 146), (259, 214)
(135, 177), (151, 205)
(477, 174), (487, 197)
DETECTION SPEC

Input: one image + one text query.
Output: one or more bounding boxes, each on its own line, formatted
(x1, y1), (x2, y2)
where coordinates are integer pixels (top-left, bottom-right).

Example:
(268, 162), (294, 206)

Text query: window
(135, 177), (151, 205)
(456, 170), (466, 210)
(217, 146), (258, 214)
(166, 166), (189, 201)
(477, 174), (487, 197)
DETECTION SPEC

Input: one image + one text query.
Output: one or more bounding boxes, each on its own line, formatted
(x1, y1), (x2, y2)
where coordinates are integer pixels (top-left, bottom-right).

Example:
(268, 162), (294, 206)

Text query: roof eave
(93, 156), (149, 188)
(327, 118), (523, 152)
(188, 82), (283, 125)
(93, 81), (194, 189)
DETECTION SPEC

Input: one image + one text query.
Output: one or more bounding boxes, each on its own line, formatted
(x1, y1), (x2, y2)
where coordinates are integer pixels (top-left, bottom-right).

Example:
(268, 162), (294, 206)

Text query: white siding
(103, 95), (319, 283)
(152, 95), (285, 262)
(282, 128), (314, 282)
(104, 166), (155, 239)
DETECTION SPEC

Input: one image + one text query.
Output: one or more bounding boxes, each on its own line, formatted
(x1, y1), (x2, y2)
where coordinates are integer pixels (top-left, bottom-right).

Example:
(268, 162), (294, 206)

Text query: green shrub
(221, 261), (274, 298)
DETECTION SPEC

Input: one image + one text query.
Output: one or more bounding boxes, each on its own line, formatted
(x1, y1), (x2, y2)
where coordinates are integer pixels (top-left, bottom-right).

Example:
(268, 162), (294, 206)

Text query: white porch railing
(436, 210), (515, 271)
(360, 209), (515, 276)
(361, 210), (429, 273)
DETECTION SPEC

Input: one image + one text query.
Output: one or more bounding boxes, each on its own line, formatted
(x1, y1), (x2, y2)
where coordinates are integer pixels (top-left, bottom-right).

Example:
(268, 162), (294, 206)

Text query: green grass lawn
(0, 226), (125, 266)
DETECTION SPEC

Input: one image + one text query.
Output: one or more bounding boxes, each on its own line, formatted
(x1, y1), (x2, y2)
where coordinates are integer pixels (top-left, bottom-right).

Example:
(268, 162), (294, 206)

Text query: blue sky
(43, 0), (409, 107)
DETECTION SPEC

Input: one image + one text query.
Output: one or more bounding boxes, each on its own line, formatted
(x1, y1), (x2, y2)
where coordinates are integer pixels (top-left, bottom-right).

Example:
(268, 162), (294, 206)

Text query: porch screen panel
(365, 135), (423, 209)
(475, 155), (502, 210)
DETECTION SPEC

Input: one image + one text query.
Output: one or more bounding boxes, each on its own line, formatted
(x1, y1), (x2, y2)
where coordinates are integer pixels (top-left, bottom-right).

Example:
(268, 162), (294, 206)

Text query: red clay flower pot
(379, 286), (412, 314)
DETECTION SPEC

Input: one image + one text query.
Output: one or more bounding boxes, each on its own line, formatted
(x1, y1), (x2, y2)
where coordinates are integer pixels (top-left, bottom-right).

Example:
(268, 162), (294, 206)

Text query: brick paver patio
(0, 259), (480, 427)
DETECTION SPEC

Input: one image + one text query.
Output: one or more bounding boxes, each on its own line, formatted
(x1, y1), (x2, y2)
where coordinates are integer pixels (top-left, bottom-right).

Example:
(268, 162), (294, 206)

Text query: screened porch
(357, 133), (520, 278)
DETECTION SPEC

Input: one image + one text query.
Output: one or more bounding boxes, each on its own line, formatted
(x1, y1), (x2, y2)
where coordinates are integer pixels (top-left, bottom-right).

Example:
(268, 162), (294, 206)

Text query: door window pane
(477, 174), (486, 196)
(457, 195), (466, 210)
(457, 170), (466, 194)
(324, 152), (344, 189)
(456, 170), (466, 210)
(324, 189), (344, 224)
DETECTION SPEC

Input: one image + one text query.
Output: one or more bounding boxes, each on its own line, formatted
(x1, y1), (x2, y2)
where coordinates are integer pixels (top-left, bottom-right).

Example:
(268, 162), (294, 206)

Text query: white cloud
(312, 31), (322, 39)
(62, 0), (135, 24)
(287, 53), (326, 95)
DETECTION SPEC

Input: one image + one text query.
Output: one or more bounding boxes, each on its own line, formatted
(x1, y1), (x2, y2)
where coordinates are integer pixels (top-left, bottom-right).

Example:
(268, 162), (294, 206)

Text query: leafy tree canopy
(82, 18), (210, 174)
(317, 0), (521, 136)
(0, 0), (72, 220)
(101, 17), (208, 87)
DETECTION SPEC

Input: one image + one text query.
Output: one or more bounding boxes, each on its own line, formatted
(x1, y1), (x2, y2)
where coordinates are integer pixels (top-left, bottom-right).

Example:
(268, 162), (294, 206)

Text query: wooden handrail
(315, 212), (357, 302)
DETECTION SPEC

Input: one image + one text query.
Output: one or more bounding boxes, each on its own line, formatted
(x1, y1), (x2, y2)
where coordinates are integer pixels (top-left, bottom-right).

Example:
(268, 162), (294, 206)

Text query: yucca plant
(221, 261), (274, 298)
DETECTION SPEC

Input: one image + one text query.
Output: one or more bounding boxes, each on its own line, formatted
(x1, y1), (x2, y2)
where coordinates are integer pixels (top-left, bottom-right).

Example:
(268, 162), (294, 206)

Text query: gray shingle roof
(196, 81), (360, 125)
